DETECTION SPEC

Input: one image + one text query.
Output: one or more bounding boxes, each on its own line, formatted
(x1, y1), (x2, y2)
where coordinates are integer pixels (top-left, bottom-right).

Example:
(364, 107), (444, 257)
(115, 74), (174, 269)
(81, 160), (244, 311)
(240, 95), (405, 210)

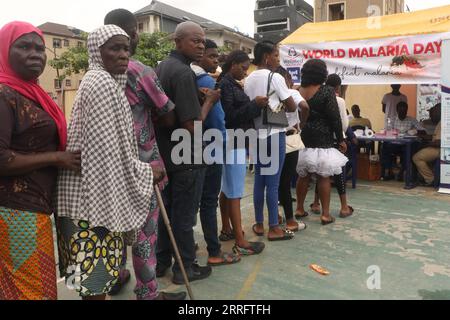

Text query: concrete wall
(63, 89), (78, 123)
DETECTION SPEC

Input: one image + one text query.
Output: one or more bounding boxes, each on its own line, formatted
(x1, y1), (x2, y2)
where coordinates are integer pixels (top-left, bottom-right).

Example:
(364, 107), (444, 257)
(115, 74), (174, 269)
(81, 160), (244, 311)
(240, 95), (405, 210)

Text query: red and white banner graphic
(281, 32), (450, 85)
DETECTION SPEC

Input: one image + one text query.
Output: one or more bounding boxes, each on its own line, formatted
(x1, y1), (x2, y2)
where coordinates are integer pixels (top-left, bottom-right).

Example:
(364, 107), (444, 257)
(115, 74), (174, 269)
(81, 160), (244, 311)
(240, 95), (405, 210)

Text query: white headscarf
(56, 25), (153, 235)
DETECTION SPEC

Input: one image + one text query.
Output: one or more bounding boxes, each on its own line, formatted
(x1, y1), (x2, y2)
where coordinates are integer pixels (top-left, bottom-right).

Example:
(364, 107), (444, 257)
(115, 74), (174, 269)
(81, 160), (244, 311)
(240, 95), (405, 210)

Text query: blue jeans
(199, 164), (223, 257)
(254, 133), (286, 227)
(156, 168), (206, 273)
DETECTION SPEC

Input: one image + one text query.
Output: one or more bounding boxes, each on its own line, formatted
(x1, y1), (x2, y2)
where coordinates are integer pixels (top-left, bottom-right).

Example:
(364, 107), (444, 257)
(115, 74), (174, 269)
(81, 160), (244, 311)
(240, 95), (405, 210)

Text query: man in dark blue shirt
(191, 39), (241, 267)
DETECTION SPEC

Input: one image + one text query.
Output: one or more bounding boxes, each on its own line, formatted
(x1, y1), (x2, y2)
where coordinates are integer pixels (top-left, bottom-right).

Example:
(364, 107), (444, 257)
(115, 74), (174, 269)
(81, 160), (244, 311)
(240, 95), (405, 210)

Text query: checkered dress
(55, 25), (153, 233)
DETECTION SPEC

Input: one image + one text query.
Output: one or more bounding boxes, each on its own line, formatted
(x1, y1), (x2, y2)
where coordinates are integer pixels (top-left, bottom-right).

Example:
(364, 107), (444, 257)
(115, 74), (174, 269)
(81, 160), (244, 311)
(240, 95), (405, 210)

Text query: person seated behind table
(413, 103), (441, 187)
(350, 104), (372, 129)
(420, 104), (439, 135)
(382, 84), (407, 126)
(349, 104), (373, 154)
(381, 101), (425, 181)
(391, 101), (425, 135)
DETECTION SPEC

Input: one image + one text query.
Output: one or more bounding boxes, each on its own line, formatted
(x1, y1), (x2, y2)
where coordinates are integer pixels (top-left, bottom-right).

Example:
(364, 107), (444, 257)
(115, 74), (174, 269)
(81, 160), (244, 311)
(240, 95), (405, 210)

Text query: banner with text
(439, 38), (450, 194)
(281, 32), (450, 85)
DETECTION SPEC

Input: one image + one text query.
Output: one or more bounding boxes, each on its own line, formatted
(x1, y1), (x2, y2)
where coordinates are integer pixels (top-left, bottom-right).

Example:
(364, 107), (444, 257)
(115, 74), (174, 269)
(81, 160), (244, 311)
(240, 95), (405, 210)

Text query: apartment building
(254, 0), (313, 44)
(314, 0), (404, 22)
(135, 0), (256, 55)
(38, 22), (86, 115)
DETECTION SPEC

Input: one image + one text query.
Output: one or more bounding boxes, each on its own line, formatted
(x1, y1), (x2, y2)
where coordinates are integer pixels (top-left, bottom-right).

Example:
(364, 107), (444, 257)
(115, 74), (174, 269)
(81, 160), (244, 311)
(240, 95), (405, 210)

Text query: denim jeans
(254, 132), (286, 227)
(199, 164), (223, 257)
(156, 168), (206, 273)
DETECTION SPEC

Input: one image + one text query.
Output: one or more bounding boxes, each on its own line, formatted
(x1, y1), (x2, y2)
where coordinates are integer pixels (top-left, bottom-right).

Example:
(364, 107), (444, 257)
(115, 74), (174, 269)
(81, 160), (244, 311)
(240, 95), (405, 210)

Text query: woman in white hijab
(56, 25), (157, 300)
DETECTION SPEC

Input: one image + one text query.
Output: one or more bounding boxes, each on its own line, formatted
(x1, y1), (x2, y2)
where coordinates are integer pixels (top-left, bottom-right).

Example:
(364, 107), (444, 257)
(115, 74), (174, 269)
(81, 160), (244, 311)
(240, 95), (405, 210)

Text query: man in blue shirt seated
(191, 39), (241, 267)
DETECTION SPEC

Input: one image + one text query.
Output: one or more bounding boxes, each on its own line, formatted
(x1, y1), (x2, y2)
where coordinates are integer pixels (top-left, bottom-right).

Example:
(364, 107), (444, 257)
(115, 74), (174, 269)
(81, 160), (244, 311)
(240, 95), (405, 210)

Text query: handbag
(263, 72), (289, 128)
(286, 129), (305, 154)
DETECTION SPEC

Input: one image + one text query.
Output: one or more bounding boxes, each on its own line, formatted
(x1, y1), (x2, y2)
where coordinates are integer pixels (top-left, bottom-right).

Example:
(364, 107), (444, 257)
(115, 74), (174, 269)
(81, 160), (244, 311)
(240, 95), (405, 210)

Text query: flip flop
(286, 221), (307, 232)
(321, 216), (336, 226)
(309, 203), (321, 215)
(207, 252), (241, 266)
(268, 229), (295, 241)
(339, 206), (354, 218)
(219, 230), (235, 242)
(233, 242), (265, 256)
(295, 211), (309, 219)
(252, 223), (264, 236)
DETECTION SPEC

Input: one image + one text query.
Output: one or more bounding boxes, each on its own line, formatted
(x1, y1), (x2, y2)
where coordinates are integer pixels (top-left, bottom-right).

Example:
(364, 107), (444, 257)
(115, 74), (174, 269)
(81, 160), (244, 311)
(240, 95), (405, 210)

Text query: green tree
(49, 45), (89, 78)
(218, 44), (233, 55)
(134, 32), (174, 68)
(48, 33), (89, 80)
(48, 32), (175, 76)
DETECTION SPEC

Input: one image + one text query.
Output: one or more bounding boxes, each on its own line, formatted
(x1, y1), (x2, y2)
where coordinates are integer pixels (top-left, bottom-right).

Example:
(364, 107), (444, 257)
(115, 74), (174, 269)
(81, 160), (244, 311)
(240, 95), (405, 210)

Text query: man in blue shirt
(191, 39), (240, 266)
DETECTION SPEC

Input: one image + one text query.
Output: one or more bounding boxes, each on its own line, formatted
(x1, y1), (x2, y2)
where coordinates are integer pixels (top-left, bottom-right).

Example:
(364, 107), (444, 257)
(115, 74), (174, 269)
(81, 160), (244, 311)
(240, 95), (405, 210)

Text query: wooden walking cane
(154, 187), (195, 300)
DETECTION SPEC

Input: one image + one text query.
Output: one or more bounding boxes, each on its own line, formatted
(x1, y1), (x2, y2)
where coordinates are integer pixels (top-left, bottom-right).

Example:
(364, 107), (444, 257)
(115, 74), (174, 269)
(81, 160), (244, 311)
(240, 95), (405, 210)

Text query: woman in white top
(244, 41), (298, 241)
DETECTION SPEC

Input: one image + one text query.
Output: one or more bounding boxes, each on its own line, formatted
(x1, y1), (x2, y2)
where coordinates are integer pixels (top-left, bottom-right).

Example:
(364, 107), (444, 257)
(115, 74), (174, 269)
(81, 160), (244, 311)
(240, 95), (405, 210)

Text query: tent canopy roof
(281, 5), (450, 45)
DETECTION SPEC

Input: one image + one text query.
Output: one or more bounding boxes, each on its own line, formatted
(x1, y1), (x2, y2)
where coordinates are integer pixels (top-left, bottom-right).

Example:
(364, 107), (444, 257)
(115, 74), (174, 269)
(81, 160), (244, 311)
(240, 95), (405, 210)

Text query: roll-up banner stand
(439, 38), (450, 194)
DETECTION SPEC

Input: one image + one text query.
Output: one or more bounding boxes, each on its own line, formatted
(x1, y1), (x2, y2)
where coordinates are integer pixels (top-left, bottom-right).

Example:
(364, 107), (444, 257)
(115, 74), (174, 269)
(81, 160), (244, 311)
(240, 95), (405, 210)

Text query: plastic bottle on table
(386, 117), (393, 136)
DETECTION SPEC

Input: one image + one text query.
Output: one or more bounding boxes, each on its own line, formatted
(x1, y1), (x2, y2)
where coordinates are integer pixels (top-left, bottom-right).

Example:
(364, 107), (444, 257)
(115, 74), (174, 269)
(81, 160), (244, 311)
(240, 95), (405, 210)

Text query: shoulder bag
(263, 72), (289, 128)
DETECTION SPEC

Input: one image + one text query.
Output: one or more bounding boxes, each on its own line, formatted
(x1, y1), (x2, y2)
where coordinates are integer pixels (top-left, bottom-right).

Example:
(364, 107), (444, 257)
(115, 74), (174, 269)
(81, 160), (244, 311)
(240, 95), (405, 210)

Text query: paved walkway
(57, 176), (450, 300)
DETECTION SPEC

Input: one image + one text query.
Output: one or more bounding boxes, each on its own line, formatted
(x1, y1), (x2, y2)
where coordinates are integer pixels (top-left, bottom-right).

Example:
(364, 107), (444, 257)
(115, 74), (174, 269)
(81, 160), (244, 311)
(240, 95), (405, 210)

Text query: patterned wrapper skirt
(56, 217), (124, 297)
(0, 207), (57, 300)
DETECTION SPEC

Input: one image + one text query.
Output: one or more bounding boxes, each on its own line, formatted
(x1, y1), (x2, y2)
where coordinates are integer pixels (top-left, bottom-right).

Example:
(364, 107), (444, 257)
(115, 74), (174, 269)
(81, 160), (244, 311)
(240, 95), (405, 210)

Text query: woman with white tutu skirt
(295, 59), (348, 225)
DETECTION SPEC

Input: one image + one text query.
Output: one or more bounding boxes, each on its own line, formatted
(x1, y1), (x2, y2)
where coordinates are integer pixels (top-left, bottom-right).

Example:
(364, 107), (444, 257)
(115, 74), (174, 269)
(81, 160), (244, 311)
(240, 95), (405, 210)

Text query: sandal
(321, 216), (336, 225)
(233, 242), (265, 256)
(286, 221), (307, 232)
(295, 211), (309, 219)
(268, 229), (295, 241)
(207, 252), (241, 266)
(252, 223), (264, 236)
(309, 203), (321, 215)
(339, 206), (354, 218)
(219, 230), (235, 242)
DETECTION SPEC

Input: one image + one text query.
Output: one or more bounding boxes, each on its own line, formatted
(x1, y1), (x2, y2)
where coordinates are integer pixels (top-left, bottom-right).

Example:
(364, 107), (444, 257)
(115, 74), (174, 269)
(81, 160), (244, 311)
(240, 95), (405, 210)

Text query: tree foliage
(49, 45), (89, 79)
(48, 32), (175, 78)
(134, 32), (174, 68)
(48, 33), (89, 80)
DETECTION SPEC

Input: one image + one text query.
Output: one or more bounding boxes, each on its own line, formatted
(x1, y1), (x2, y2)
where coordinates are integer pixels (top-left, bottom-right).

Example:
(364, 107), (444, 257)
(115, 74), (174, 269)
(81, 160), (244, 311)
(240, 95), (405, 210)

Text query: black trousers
(156, 168), (206, 274)
(278, 150), (299, 221)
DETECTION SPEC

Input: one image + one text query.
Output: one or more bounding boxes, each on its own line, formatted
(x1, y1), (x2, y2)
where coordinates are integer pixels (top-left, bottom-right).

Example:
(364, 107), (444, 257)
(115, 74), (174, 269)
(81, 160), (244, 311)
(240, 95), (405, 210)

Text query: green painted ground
(57, 176), (450, 300)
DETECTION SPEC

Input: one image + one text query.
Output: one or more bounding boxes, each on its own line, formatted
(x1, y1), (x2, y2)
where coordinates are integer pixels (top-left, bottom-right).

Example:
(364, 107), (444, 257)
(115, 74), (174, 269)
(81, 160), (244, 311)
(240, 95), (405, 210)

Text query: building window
(54, 79), (62, 89)
(77, 41), (84, 48)
(138, 23), (144, 33)
(63, 39), (70, 47)
(328, 2), (345, 21)
(242, 47), (252, 54)
(65, 79), (72, 87)
(53, 38), (62, 48)
(257, 19), (288, 33)
(257, 0), (288, 10)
